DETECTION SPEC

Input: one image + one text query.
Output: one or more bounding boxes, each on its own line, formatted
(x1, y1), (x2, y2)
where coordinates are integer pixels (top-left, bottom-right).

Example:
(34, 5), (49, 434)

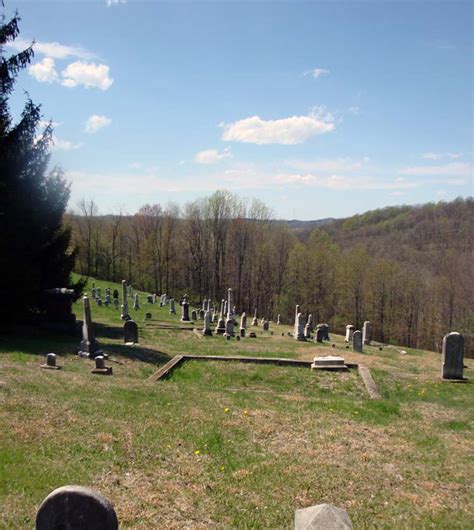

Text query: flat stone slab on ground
(311, 355), (348, 371)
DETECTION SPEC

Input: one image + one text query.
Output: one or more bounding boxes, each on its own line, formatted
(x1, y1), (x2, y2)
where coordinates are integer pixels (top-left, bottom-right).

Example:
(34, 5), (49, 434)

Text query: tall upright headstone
(240, 312), (247, 337)
(181, 294), (190, 322)
(441, 332), (465, 380)
(353, 330), (363, 352)
(202, 311), (212, 336)
(251, 308), (258, 326)
(224, 288), (234, 337)
(120, 280), (129, 320)
(294, 309), (305, 341)
(169, 298), (176, 314)
(307, 313), (314, 332)
(362, 321), (372, 345)
(133, 293), (139, 311)
(215, 299), (226, 334)
(345, 324), (354, 342)
(191, 309), (197, 321)
(277, 314), (281, 325)
(79, 296), (101, 358)
(263, 320), (269, 331)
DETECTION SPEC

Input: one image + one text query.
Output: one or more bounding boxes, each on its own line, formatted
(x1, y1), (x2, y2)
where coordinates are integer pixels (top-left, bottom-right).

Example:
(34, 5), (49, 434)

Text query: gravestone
(120, 280), (129, 320)
(145, 312), (152, 320)
(304, 323), (311, 339)
(277, 314), (281, 325)
(441, 332), (465, 380)
(315, 327), (324, 343)
(96, 288), (101, 300)
(152, 293), (157, 304)
(113, 289), (119, 300)
(124, 319), (138, 344)
(191, 309), (197, 321)
(133, 294), (139, 311)
(36, 485), (119, 530)
(307, 313), (314, 332)
(78, 296), (101, 358)
(92, 355), (113, 375)
(91, 285), (96, 299)
(249, 331), (257, 338)
(240, 312), (247, 337)
(147, 294), (153, 303)
(169, 298), (176, 314)
(224, 288), (234, 337)
(316, 323), (330, 341)
(97, 299), (102, 307)
(294, 310), (305, 341)
(362, 321), (372, 345)
(345, 324), (354, 342)
(251, 308), (258, 327)
(181, 295), (190, 322)
(41, 353), (60, 370)
(353, 330), (363, 352)
(295, 503), (353, 530)
(202, 311), (212, 336)
(263, 320), (269, 331)
(215, 299), (226, 335)
(199, 309), (205, 320)
(41, 288), (76, 333)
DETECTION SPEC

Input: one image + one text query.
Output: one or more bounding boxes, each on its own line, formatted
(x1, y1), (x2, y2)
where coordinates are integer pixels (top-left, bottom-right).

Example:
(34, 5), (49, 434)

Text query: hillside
(0, 275), (472, 528)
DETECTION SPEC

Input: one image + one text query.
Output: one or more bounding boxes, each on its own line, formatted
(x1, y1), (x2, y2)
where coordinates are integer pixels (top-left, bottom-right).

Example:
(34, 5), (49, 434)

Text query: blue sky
(5, 0), (473, 220)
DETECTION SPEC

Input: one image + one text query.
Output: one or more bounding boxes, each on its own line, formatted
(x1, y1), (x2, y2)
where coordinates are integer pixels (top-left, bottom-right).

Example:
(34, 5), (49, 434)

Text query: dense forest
(67, 194), (474, 355)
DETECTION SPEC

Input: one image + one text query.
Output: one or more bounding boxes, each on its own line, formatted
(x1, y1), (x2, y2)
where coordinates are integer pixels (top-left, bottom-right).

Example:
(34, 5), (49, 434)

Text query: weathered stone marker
(202, 311), (212, 336)
(294, 308), (305, 341)
(441, 332), (465, 381)
(92, 356), (112, 375)
(169, 298), (176, 314)
(353, 330), (363, 352)
(181, 294), (190, 322)
(251, 308), (258, 326)
(315, 327), (324, 343)
(36, 485), (118, 530)
(263, 320), (269, 331)
(145, 312), (152, 320)
(295, 503), (353, 530)
(362, 320), (372, 345)
(345, 324), (354, 342)
(120, 279), (129, 320)
(277, 314), (281, 325)
(240, 312), (247, 337)
(224, 288), (234, 337)
(133, 293), (139, 311)
(41, 353), (61, 370)
(124, 319), (139, 344)
(215, 299), (226, 335)
(78, 296), (101, 358)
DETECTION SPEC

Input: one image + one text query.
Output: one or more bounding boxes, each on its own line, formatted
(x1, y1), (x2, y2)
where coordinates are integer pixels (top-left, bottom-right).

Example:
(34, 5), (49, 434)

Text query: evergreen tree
(0, 5), (81, 328)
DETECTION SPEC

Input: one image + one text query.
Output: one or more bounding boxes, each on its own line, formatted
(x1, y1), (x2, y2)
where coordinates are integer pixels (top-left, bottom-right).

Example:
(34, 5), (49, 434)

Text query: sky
(5, 0), (473, 220)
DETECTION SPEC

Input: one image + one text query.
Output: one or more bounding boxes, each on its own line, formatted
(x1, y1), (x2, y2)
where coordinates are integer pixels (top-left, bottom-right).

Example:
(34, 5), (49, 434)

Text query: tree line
(67, 194), (474, 356)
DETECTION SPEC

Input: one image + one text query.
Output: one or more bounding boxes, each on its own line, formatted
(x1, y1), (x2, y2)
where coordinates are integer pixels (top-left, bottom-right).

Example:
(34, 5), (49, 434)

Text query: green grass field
(0, 275), (472, 528)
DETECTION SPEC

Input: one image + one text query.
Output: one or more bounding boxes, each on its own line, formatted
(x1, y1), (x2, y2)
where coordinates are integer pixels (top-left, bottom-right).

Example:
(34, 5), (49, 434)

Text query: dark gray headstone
(442, 332), (464, 380)
(124, 319), (138, 344)
(191, 309), (197, 321)
(145, 312), (152, 320)
(316, 328), (324, 343)
(263, 320), (269, 331)
(36, 485), (118, 530)
(353, 330), (362, 352)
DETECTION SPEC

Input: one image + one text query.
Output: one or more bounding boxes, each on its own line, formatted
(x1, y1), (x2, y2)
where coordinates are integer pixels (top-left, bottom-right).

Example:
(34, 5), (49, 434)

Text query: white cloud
(421, 152), (462, 160)
(51, 135), (82, 152)
(106, 0), (127, 5)
(28, 57), (59, 83)
(84, 114), (112, 133)
(62, 61), (113, 90)
(7, 37), (95, 60)
(303, 68), (330, 79)
(221, 108), (334, 145)
(195, 147), (232, 164)
(399, 162), (471, 177)
(286, 157), (368, 173)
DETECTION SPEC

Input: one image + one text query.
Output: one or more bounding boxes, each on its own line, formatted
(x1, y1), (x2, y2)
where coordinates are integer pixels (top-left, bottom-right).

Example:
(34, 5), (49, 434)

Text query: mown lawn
(0, 275), (472, 528)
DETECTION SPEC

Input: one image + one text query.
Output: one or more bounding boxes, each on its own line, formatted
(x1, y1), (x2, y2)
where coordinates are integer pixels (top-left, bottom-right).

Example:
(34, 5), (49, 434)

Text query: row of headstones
(35, 485), (353, 529)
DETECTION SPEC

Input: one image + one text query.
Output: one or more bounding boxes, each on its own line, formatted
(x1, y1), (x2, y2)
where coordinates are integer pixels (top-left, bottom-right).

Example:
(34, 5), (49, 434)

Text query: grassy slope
(0, 275), (472, 529)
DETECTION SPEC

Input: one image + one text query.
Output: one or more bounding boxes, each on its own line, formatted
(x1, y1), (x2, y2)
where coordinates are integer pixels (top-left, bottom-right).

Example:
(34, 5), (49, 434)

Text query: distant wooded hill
(68, 195), (473, 356)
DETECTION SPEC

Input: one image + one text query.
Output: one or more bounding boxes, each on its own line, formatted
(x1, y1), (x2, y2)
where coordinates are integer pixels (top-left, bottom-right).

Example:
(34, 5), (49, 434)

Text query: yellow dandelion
(194, 450), (201, 456)
(224, 407), (230, 413)
(220, 465), (225, 471)
(243, 410), (249, 415)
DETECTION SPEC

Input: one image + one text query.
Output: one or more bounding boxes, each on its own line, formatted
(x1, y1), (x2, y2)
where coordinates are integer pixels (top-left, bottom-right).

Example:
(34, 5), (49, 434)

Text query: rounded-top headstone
(46, 353), (57, 367)
(95, 356), (105, 369)
(36, 485), (118, 530)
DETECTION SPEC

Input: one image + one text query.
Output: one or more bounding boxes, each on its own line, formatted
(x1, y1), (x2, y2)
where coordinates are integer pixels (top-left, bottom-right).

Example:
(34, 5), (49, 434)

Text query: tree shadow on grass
(106, 343), (170, 366)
